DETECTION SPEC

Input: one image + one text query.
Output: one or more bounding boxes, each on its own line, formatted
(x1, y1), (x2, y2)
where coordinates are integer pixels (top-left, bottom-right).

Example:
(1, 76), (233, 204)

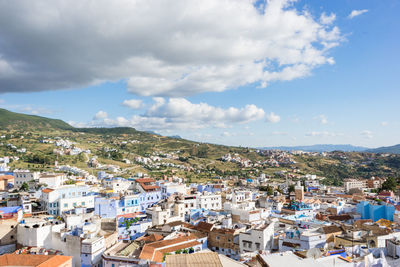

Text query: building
(344, 179), (367, 192)
(208, 228), (243, 259)
(102, 241), (148, 266)
(39, 173), (66, 188)
(41, 185), (95, 216)
(0, 207), (21, 254)
(147, 200), (185, 226)
(134, 178), (162, 210)
(239, 222), (275, 253)
(278, 228), (327, 251)
(138, 234), (204, 263)
(13, 170), (40, 187)
(356, 201), (395, 222)
(0, 254), (72, 267)
(0, 175), (13, 190)
(367, 177), (386, 189)
(295, 181), (304, 201)
(159, 181), (187, 199)
(165, 251), (246, 267)
(102, 177), (133, 194)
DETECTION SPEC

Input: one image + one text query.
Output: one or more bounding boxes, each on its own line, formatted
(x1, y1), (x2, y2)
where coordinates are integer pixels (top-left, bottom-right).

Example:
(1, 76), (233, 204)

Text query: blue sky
(0, 0), (399, 148)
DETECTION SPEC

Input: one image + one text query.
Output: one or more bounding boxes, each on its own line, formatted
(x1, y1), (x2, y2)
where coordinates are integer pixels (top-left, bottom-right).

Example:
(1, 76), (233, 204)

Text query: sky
(0, 0), (399, 148)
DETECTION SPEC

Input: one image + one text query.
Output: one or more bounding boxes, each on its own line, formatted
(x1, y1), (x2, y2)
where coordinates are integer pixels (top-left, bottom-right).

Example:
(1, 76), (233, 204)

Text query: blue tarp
(0, 206), (22, 214)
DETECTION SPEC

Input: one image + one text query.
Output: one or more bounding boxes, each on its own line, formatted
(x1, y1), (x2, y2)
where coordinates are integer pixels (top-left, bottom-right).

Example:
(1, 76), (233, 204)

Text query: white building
(239, 221), (275, 253)
(147, 201), (185, 226)
(39, 173), (66, 188)
(41, 185), (94, 216)
(344, 178), (367, 192)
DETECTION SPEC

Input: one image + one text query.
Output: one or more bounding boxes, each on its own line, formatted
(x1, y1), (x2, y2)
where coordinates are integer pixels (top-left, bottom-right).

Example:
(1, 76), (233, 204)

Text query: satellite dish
(306, 248), (322, 259)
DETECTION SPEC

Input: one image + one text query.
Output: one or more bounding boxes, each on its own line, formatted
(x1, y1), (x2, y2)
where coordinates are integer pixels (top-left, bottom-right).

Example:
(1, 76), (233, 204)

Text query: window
(216, 236), (220, 240)
(64, 203), (68, 208)
(73, 203), (77, 207)
(82, 202), (85, 206)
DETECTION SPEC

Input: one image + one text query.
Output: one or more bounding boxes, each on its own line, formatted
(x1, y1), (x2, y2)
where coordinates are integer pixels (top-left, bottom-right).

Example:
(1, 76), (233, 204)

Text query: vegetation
(379, 177), (398, 192)
(1, 108), (400, 185)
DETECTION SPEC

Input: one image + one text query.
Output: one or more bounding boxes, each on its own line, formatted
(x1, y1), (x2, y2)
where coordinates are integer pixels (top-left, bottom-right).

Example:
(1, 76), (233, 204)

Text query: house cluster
(1, 166), (400, 267)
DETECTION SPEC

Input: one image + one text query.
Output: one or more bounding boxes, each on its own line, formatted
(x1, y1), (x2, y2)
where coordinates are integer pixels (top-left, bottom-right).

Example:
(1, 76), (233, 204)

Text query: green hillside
(0, 108), (74, 131)
(366, 144), (400, 154)
(1, 108), (400, 185)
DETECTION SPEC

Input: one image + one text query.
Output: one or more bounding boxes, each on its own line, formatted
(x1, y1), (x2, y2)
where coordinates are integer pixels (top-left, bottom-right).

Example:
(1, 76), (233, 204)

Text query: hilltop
(366, 144), (400, 154)
(0, 108), (74, 131)
(259, 144), (368, 153)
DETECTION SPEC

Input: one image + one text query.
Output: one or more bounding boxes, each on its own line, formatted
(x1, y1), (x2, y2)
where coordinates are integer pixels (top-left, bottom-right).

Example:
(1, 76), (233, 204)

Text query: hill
(259, 144), (368, 152)
(366, 144), (400, 154)
(0, 108), (74, 131)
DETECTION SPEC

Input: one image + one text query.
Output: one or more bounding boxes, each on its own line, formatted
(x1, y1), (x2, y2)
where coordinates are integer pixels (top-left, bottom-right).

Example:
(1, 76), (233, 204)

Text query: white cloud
(380, 121), (388, 127)
(0, 99), (4, 104)
(266, 112), (281, 123)
(348, 9), (368, 19)
(360, 130), (373, 139)
(320, 12), (336, 25)
(315, 114), (328, 124)
(122, 99), (143, 109)
(305, 131), (343, 137)
(93, 110), (108, 120)
(84, 98), (265, 131)
(0, 0), (342, 96)
(20, 106), (53, 115)
(271, 131), (288, 136)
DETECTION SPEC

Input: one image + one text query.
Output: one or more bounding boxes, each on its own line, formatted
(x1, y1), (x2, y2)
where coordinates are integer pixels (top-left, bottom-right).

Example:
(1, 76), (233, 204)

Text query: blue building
(197, 184), (223, 194)
(94, 197), (118, 218)
(117, 216), (152, 240)
(356, 201), (395, 222)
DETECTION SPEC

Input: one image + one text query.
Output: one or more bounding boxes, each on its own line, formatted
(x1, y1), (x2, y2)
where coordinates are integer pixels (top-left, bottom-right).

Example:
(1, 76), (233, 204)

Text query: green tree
(20, 182), (29, 191)
(380, 177), (398, 192)
(288, 184), (295, 194)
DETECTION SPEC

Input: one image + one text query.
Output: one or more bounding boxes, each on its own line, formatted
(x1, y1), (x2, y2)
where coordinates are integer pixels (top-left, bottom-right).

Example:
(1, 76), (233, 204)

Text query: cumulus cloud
(320, 12), (336, 25)
(360, 130), (373, 139)
(266, 112), (281, 123)
(348, 9), (368, 19)
(315, 114), (328, 124)
(84, 98), (265, 131)
(0, 0), (341, 96)
(122, 99), (143, 109)
(305, 131), (343, 137)
(93, 110), (108, 120)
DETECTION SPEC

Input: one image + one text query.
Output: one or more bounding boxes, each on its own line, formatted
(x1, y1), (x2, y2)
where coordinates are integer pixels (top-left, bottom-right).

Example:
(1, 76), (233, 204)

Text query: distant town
(1, 130), (400, 267)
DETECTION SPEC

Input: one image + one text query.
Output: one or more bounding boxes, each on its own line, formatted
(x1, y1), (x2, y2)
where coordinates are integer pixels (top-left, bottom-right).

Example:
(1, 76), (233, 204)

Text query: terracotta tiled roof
(196, 221), (214, 232)
(165, 252), (223, 267)
(41, 188), (54, 193)
(0, 175), (14, 180)
(139, 234), (200, 262)
(0, 254), (71, 267)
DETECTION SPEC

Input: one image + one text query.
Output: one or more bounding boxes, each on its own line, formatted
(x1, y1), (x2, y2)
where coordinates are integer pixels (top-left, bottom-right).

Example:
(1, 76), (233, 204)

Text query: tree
(380, 177), (398, 192)
(20, 182), (29, 191)
(288, 184), (295, 194)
